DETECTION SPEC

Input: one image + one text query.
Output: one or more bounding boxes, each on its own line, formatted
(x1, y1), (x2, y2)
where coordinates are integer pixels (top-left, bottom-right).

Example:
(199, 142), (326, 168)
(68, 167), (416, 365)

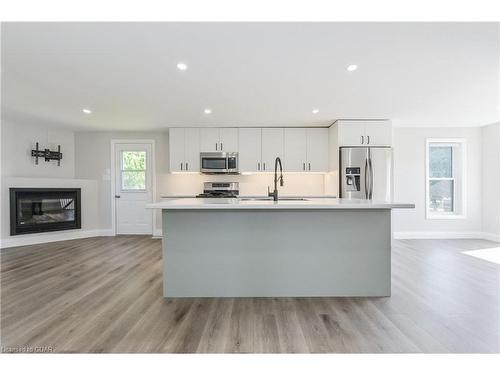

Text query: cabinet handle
(367, 135), (370, 144)
(186, 162), (189, 170)
(308, 163), (311, 171)
(180, 162), (183, 171)
(303, 162), (306, 171)
(215, 143), (218, 150)
(361, 136), (364, 144)
(220, 142), (223, 150)
(263, 162), (266, 171)
(258, 162), (260, 171)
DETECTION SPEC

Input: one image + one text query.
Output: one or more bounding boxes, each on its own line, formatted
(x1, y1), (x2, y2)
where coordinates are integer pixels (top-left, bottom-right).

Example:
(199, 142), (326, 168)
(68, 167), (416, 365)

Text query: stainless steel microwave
(200, 152), (239, 174)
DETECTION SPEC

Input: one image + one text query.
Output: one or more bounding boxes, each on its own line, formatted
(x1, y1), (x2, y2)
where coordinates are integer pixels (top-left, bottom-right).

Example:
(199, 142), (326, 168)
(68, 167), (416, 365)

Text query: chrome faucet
(268, 157), (284, 201)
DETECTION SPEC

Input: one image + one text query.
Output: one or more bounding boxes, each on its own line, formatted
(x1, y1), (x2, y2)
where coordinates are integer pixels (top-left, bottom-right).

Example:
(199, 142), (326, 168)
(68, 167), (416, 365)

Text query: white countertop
(147, 198), (415, 210)
(160, 194), (337, 199)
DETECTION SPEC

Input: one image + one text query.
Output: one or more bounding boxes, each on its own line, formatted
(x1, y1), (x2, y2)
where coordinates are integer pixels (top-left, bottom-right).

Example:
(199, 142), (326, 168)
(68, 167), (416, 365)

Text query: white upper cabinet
(219, 128), (238, 152)
(337, 120), (392, 146)
(169, 128), (200, 172)
(184, 128), (200, 172)
(170, 125), (333, 174)
(284, 128), (307, 172)
(306, 128), (329, 172)
(200, 128), (239, 152)
(238, 128), (262, 172)
(261, 128), (283, 172)
(169, 128), (185, 173)
(364, 121), (392, 146)
(200, 128), (220, 152)
(338, 121), (367, 146)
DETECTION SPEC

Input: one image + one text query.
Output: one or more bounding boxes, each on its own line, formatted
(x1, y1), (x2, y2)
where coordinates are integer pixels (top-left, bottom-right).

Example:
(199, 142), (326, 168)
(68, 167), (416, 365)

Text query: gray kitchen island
(147, 198), (414, 298)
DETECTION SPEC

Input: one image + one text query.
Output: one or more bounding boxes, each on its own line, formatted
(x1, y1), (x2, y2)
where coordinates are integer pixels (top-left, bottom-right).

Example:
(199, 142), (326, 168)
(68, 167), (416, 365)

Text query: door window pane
(429, 179), (454, 213)
(429, 146), (452, 178)
(121, 150), (147, 191)
(121, 171), (146, 190)
(122, 151), (146, 170)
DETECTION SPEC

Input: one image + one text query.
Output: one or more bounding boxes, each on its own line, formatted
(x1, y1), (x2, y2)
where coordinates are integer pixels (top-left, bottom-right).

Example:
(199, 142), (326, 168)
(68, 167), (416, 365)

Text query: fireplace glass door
(10, 188), (81, 235)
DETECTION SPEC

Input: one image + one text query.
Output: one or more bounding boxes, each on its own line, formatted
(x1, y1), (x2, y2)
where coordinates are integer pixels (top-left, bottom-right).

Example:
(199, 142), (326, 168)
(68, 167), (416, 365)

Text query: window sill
(426, 214), (466, 220)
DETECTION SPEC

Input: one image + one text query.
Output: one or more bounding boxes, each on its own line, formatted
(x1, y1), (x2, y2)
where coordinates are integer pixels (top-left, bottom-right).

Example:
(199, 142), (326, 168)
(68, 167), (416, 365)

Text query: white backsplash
(159, 173), (337, 196)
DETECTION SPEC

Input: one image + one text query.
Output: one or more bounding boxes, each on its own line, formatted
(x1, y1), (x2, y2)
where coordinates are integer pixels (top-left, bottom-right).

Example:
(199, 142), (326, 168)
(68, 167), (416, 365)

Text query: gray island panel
(162, 208), (391, 297)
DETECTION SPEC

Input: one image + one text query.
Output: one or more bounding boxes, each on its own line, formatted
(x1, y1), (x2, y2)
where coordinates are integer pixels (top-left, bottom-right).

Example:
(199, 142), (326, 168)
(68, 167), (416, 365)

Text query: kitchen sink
(239, 197), (308, 201)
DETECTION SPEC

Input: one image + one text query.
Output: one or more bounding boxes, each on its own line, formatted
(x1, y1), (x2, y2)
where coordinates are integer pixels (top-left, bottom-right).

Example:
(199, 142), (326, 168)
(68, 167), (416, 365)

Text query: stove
(196, 182), (239, 198)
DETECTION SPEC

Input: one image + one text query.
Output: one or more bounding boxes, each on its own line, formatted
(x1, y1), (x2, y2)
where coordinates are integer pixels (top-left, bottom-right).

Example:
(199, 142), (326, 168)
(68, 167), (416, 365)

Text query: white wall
(1, 120), (75, 178)
(0, 121), (101, 248)
(481, 122), (500, 241)
(392, 127), (483, 238)
(74, 131), (169, 233)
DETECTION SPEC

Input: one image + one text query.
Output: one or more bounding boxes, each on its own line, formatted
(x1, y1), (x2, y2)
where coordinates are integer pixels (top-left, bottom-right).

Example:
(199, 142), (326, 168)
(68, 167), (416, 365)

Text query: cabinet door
(337, 120), (366, 146)
(306, 128), (329, 172)
(364, 120), (392, 146)
(184, 128), (200, 172)
(261, 128), (283, 172)
(283, 128), (307, 172)
(238, 128), (261, 172)
(169, 128), (185, 172)
(200, 128), (220, 152)
(219, 128), (238, 152)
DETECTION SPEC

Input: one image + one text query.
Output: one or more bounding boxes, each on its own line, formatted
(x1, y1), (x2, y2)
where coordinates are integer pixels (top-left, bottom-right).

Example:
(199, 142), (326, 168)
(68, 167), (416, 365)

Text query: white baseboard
(394, 231), (500, 242)
(152, 228), (163, 238)
(482, 232), (500, 242)
(0, 229), (115, 249)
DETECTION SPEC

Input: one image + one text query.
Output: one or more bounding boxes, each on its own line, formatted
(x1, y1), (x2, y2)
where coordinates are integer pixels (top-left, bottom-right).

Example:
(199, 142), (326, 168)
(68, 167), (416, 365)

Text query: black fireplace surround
(10, 188), (81, 235)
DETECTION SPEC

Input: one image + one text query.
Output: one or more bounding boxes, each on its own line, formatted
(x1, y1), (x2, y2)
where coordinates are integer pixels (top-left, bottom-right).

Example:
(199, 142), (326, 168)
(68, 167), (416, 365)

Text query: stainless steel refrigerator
(339, 147), (393, 200)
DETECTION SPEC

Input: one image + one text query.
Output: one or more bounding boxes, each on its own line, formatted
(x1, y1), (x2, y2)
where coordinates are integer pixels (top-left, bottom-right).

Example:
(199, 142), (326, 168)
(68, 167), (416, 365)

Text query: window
(121, 151), (147, 191)
(426, 139), (466, 219)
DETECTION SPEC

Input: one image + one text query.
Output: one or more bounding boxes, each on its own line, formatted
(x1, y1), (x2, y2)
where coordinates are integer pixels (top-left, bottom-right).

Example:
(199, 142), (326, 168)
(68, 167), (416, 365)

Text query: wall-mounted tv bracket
(31, 142), (63, 166)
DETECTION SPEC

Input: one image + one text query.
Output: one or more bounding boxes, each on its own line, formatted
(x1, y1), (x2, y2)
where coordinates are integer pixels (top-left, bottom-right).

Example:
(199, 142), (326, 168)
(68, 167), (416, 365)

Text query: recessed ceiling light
(204, 108), (212, 114)
(177, 62), (188, 71)
(312, 109), (319, 114)
(82, 108), (92, 114)
(347, 64), (358, 72)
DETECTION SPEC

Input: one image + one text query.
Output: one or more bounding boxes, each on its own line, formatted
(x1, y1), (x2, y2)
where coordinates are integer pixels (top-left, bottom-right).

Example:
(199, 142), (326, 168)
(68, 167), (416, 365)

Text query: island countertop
(146, 198), (415, 210)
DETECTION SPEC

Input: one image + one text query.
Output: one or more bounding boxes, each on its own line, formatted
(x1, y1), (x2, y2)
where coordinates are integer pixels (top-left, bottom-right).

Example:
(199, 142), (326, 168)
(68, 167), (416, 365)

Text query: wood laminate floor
(1, 236), (499, 353)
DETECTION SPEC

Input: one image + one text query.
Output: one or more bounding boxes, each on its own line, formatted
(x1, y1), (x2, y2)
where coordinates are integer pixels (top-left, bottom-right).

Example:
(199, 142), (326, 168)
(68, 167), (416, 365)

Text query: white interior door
(115, 143), (153, 234)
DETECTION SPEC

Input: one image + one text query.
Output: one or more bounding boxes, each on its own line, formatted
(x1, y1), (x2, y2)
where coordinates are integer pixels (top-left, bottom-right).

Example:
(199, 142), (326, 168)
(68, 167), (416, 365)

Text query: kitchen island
(147, 198), (414, 298)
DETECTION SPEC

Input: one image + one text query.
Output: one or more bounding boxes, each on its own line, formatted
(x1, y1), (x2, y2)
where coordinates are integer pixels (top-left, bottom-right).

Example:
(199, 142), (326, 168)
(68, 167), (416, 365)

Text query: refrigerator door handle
(369, 156), (374, 199)
(364, 157), (369, 199)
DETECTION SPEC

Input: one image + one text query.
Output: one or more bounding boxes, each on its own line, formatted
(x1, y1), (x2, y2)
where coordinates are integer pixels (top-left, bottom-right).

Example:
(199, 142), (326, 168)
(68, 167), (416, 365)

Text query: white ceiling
(1, 22), (499, 131)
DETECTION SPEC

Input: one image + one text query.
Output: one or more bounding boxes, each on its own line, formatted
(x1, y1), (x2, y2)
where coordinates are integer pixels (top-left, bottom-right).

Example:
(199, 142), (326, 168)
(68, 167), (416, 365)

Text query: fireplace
(10, 188), (81, 235)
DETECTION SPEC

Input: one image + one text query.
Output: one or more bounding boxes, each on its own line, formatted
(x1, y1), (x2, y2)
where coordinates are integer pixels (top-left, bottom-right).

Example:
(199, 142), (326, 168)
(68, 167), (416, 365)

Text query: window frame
(120, 150), (148, 192)
(425, 138), (466, 220)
